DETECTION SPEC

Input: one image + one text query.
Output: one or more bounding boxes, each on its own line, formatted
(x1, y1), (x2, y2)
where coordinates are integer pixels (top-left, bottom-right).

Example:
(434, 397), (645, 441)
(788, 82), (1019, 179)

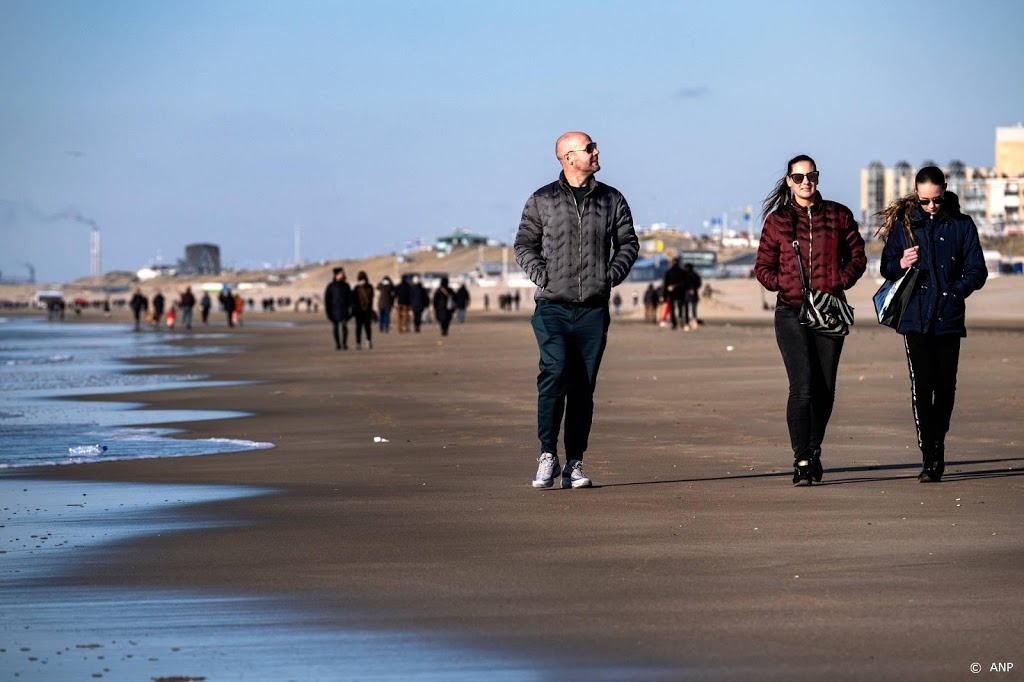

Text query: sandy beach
(4, 276), (1023, 680)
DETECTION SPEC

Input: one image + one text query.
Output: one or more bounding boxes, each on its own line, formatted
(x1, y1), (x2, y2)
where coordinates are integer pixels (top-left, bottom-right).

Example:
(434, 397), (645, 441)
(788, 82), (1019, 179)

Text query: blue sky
(2, 0), (1022, 283)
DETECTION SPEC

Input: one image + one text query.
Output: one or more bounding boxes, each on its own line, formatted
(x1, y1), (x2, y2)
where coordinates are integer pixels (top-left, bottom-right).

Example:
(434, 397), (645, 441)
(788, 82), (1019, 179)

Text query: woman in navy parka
(878, 166), (987, 482)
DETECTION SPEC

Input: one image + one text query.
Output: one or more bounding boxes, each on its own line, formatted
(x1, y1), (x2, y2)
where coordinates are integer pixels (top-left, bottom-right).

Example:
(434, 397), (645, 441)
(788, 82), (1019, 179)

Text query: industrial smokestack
(90, 228), (100, 278)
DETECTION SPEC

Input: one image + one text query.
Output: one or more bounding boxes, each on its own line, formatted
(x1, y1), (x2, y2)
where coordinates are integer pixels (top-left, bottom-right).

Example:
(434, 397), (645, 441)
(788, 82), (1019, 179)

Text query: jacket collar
(789, 191), (824, 214)
(910, 202), (949, 226)
(909, 190), (960, 226)
(558, 171), (599, 195)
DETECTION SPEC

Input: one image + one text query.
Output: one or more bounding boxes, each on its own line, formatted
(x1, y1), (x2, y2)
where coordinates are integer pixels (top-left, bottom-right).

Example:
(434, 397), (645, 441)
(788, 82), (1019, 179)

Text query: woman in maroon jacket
(755, 154), (867, 486)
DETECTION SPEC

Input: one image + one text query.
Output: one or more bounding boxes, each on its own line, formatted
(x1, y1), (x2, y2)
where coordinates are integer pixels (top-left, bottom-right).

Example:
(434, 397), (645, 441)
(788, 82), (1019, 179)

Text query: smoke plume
(0, 199), (99, 229)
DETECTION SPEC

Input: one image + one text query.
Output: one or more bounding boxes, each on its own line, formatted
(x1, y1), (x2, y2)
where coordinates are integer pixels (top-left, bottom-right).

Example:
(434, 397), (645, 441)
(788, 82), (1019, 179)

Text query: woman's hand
(899, 246), (919, 269)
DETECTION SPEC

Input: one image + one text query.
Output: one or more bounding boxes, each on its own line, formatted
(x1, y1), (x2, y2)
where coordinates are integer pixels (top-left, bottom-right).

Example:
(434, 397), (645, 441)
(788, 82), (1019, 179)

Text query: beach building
(433, 229), (493, 255)
(182, 243), (222, 275)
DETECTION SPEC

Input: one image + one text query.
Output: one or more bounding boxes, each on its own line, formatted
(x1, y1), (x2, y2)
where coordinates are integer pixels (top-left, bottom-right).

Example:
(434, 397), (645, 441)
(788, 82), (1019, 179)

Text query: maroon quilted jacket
(754, 195), (867, 309)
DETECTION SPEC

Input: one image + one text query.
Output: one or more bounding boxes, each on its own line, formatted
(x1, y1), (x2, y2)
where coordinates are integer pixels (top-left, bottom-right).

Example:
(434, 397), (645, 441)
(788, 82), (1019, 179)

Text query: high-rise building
(860, 126), (1024, 235)
(995, 124), (1024, 178)
(859, 160), (915, 232)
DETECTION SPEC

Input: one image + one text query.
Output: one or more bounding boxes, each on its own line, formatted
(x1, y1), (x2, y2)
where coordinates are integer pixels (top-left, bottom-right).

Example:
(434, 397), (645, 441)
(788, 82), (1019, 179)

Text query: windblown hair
(874, 195), (917, 241)
(760, 155), (815, 221)
(874, 166), (948, 240)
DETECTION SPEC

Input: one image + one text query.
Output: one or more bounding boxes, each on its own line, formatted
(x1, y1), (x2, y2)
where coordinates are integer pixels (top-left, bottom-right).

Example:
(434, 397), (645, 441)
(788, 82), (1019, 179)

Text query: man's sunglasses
(918, 196), (945, 207)
(788, 171), (820, 184)
(565, 142), (598, 157)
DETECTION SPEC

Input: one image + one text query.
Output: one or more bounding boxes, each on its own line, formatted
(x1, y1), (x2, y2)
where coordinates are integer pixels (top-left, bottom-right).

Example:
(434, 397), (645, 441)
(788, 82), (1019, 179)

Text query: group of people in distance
(324, 267), (467, 350)
(515, 132), (986, 490)
(128, 285), (217, 331)
(660, 258), (702, 330)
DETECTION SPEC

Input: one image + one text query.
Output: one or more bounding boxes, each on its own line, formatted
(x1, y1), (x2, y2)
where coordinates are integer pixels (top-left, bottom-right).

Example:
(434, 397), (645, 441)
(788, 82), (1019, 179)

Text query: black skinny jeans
(331, 319), (349, 349)
(354, 312), (373, 345)
(530, 300), (610, 461)
(774, 305), (844, 459)
(668, 296), (686, 328)
(903, 333), (960, 456)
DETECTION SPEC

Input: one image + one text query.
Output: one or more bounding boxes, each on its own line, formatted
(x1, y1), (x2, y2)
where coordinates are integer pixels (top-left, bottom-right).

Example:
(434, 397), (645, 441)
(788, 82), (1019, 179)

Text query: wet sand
(7, 287), (1024, 680)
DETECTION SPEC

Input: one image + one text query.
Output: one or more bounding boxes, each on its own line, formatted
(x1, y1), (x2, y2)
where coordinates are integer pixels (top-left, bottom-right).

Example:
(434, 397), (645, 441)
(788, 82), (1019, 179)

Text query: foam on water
(0, 318), (274, 468)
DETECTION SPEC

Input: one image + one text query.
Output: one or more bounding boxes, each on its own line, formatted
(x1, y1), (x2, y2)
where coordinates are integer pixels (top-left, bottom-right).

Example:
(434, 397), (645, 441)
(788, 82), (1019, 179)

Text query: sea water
(0, 316), (273, 468)
(0, 318), (660, 679)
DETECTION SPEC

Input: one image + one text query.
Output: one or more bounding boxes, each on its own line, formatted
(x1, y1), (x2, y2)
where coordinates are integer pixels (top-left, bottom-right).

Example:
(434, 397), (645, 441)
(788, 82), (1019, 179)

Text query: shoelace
(537, 456), (556, 478)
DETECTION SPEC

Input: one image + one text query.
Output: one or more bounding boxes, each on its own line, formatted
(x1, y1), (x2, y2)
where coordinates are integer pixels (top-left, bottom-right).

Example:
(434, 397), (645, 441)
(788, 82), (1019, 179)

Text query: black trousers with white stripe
(903, 333), (961, 457)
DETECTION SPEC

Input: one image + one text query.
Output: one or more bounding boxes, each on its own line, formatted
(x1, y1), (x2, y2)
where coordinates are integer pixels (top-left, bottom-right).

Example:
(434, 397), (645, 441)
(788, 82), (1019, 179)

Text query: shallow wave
(1, 440), (276, 469)
(4, 353), (75, 366)
(201, 438), (275, 449)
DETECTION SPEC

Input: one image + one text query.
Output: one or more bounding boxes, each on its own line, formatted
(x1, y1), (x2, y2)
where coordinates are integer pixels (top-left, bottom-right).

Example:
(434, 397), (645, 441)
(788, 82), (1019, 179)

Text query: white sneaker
(532, 453), (561, 488)
(561, 460), (593, 488)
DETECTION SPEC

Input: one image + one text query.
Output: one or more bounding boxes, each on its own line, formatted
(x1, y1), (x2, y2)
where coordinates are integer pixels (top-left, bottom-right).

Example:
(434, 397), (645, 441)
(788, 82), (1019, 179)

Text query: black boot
(930, 442), (945, 482)
(792, 454), (813, 486)
(918, 443), (939, 483)
(809, 447), (823, 483)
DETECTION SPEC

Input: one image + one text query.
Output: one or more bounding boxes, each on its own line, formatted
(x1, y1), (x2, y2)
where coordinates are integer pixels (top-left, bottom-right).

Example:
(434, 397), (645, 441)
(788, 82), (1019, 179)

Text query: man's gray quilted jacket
(514, 173), (639, 306)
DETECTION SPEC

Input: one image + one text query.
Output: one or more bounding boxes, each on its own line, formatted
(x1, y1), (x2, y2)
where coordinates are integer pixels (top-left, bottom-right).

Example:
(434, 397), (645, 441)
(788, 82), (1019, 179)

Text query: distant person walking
(395, 276), (412, 333)
(877, 166), (987, 482)
(377, 276), (396, 333)
(151, 291), (165, 329)
(129, 288), (148, 331)
(682, 262), (702, 330)
(179, 286), (196, 330)
(324, 267), (353, 350)
(515, 131), (639, 489)
(432, 276), (455, 336)
(352, 270), (375, 349)
(200, 291), (212, 325)
(643, 283), (659, 324)
(754, 154), (867, 486)
(219, 288), (236, 327)
(662, 257), (686, 329)
(454, 282), (470, 323)
(409, 275), (429, 333)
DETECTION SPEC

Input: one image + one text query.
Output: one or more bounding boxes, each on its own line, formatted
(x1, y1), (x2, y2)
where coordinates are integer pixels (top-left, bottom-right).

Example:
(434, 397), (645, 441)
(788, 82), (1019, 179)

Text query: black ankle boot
(792, 456), (813, 486)
(931, 443), (945, 481)
(918, 443), (941, 483)
(809, 447), (823, 482)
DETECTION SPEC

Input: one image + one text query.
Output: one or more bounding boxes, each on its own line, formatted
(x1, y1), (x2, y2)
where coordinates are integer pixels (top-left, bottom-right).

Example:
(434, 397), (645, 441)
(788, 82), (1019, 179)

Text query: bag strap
(903, 219), (917, 249)
(899, 201), (918, 248)
(899, 208), (919, 273)
(791, 240), (810, 294)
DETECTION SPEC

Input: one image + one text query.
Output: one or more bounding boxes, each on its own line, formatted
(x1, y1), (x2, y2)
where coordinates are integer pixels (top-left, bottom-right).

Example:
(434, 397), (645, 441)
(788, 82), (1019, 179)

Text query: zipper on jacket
(806, 206), (813, 290)
(570, 190), (586, 302)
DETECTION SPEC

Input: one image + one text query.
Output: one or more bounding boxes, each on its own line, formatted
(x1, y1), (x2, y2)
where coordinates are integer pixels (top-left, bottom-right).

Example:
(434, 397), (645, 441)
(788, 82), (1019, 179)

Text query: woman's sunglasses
(788, 171), (820, 184)
(918, 196), (945, 207)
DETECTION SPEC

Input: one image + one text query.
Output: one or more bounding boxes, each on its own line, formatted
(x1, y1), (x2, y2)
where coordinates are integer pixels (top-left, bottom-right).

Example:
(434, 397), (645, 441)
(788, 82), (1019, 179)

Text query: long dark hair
(760, 154), (815, 221)
(874, 166), (947, 240)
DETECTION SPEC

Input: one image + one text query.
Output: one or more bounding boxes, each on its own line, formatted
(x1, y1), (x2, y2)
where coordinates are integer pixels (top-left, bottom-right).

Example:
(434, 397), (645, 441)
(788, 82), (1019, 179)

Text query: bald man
(514, 132), (639, 489)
